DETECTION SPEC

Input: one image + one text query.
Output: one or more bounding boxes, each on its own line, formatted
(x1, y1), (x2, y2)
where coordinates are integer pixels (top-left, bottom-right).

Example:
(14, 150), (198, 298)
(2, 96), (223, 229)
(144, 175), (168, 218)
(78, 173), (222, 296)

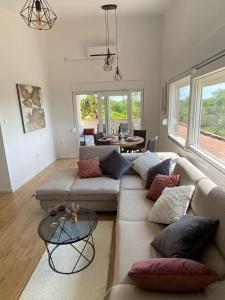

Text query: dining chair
(131, 129), (147, 152)
(94, 132), (110, 146)
(146, 136), (158, 152)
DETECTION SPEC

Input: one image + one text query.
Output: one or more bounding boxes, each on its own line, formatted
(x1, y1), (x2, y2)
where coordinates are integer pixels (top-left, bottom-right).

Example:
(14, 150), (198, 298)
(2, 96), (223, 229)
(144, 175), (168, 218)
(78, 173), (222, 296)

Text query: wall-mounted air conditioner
(87, 46), (116, 59)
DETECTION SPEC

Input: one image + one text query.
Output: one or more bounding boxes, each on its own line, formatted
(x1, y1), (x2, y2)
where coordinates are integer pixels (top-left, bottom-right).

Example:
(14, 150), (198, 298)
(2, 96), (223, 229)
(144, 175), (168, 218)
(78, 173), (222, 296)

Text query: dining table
(97, 135), (144, 149)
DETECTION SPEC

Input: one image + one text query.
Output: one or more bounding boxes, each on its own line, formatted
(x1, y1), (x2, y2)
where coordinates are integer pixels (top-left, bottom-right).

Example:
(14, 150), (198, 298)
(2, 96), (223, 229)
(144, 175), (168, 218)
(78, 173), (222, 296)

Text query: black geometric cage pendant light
(20, 0), (57, 30)
(101, 4), (122, 81)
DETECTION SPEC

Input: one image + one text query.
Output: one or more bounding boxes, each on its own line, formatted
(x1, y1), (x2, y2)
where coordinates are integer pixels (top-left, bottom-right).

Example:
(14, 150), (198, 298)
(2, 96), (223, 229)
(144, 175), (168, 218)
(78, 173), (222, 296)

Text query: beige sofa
(34, 146), (225, 299)
(34, 146), (178, 211)
(105, 157), (225, 300)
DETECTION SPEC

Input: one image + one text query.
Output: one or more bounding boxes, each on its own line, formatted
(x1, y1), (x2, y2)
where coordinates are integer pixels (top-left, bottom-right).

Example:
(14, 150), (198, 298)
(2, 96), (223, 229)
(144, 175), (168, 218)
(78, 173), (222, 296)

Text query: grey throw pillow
(151, 215), (219, 259)
(100, 150), (131, 180)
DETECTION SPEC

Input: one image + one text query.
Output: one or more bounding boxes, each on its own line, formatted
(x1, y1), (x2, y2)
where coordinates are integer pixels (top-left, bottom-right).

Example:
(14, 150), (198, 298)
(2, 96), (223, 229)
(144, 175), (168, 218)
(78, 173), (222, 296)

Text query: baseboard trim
(0, 189), (12, 193)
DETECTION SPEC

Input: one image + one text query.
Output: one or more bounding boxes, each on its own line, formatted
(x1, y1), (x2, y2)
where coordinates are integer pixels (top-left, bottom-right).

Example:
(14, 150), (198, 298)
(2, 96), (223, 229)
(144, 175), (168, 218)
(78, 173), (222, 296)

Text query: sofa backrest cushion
(191, 178), (225, 260)
(79, 145), (120, 161)
(172, 158), (207, 185)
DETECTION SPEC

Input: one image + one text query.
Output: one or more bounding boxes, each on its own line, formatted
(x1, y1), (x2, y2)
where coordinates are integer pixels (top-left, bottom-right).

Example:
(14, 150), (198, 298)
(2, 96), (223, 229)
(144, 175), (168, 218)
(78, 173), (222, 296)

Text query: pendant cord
(115, 8), (119, 67)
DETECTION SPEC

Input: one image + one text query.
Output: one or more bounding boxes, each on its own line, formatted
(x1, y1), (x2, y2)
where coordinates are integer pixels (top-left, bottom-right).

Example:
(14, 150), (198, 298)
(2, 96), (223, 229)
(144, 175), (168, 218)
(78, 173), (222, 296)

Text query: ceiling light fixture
(20, 0), (57, 30)
(101, 4), (122, 80)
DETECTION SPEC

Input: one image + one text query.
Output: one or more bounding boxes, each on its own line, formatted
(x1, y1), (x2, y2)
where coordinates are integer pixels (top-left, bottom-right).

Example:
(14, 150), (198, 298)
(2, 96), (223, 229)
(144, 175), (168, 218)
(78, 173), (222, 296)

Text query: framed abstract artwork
(16, 84), (46, 133)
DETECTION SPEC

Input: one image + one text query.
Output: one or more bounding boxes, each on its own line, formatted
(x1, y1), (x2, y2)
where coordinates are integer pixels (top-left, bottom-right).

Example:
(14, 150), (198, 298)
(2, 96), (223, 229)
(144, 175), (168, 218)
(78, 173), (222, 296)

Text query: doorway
(75, 90), (143, 135)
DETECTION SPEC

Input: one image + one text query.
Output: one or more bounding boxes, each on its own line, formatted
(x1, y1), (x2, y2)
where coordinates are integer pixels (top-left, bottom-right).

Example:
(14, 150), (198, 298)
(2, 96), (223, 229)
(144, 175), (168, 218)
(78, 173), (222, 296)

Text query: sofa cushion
(104, 284), (214, 300)
(132, 151), (160, 181)
(83, 128), (94, 135)
(172, 158), (207, 185)
(78, 157), (102, 178)
(118, 190), (154, 222)
(151, 215), (219, 259)
(120, 175), (145, 190)
(114, 220), (164, 285)
(35, 178), (74, 200)
(69, 176), (120, 196)
(191, 179), (225, 261)
(146, 174), (180, 201)
(128, 258), (218, 292)
(100, 150), (131, 179)
(148, 185), (195, 224)
(145, 159), (173, 189)
(79, 145), (120, 160)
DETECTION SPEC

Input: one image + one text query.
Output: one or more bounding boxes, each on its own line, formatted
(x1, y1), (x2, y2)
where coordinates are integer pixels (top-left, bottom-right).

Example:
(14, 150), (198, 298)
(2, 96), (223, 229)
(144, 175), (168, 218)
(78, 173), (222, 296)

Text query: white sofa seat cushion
(69, 176), (120, 202)
(114, 220), (164, 285)
(105, 283), (225, 300)
(118, 190), (153, 221)
(120, 175), (145, 190)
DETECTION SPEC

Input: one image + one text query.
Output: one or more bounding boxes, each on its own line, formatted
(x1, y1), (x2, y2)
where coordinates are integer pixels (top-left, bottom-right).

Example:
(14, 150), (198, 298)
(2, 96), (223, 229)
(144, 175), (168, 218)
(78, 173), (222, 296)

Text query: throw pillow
(83, 128), (94, 135)
(146, 174), (180, 201)
(100, 150), (131, 180)
(77, 157), (102, 178)
(148, 185), (195, 224)
(128, 258), (218, 292)
(131, 151), (160, 181)
(145, 159), (173, 189)
(151, 215), (219, 259)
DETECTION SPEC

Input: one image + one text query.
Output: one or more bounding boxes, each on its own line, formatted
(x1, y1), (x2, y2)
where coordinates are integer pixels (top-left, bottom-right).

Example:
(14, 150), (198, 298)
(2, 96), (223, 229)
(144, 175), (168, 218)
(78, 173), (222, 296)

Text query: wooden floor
(0, 159), (116, 300)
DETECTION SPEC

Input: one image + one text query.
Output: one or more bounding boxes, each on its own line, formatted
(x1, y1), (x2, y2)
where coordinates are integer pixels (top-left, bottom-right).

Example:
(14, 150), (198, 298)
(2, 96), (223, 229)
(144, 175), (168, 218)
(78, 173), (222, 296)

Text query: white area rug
(20, 221), (113, 300)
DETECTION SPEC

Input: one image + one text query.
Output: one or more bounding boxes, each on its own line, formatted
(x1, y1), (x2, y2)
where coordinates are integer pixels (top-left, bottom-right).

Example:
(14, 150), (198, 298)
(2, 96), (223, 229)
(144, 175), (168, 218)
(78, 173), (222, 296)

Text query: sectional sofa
(34, 146), (225, 299)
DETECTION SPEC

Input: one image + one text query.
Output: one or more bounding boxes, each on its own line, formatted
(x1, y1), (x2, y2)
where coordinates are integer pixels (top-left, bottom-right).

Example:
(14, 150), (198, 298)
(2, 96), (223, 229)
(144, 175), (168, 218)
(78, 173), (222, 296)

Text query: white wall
(0, 123), (11, 191)
(160, 0), (225, 186)
(0, 8), (56, 191)
(45, 16), (162, 158)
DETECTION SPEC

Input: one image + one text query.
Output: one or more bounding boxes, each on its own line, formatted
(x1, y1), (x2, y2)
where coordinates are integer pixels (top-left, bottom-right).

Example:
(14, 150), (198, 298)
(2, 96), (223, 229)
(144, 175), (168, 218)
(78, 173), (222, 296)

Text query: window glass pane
(198, 69), (225, 163)
(77, 94), (98, 132)
(108, 95), (128, 133)
(169, 77), (190, 143)
(131, 91), (142, 130)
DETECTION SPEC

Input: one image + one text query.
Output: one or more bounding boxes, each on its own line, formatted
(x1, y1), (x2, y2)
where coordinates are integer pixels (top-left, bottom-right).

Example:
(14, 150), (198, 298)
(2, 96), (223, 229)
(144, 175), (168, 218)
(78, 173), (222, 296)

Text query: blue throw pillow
(100, 150), (131, 180)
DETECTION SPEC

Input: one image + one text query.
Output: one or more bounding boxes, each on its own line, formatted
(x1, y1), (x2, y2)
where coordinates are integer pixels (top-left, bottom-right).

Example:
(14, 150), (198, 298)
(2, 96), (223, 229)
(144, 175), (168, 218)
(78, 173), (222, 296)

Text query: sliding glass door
(75, 90), (143, 135)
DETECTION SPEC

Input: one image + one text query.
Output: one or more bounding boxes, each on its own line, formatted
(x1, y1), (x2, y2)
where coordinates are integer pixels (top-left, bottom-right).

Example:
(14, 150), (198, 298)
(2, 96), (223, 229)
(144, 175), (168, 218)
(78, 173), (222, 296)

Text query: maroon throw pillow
(77, 157), (102, 178)
(146, 174), (180, 201)
(128, 258), (218, 292)
(83, 128), (94, 135)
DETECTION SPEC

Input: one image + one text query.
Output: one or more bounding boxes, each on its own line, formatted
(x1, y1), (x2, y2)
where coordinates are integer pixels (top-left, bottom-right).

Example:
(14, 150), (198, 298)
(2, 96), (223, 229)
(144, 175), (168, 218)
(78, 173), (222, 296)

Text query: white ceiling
(0, 0), (176, 17)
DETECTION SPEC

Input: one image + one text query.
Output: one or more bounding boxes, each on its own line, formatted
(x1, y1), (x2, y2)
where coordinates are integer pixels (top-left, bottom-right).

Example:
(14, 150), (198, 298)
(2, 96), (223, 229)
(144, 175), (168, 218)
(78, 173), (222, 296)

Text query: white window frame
(168, 75), (191, 147)
(167, 55), (225, 174)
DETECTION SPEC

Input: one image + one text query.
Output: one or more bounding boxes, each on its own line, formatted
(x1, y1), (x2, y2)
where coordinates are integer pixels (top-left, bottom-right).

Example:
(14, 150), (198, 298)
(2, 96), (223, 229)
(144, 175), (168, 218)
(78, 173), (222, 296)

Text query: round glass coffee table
(38, 207), (98, 274)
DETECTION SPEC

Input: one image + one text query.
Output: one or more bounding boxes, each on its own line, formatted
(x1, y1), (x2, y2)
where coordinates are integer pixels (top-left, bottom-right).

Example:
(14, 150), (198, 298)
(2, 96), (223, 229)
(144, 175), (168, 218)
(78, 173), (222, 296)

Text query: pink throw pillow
(83, 128), (94, 135)
(77, 157), (102, 178)
(147, 174), (180, 201)
(128, 258), (218, 292)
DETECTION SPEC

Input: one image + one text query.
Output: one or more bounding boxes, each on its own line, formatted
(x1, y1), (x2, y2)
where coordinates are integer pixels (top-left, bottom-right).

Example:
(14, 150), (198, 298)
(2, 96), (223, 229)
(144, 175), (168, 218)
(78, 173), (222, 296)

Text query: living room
(0, 0), (225, 299)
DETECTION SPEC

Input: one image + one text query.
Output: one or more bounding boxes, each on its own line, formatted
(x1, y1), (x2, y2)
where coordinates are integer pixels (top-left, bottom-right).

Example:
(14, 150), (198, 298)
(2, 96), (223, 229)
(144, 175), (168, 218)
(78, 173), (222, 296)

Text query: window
(192, 68), (225, 164)
(75, 90), (143, 135)
(168, 59), (225, 171)
(168, 77), (190, 144)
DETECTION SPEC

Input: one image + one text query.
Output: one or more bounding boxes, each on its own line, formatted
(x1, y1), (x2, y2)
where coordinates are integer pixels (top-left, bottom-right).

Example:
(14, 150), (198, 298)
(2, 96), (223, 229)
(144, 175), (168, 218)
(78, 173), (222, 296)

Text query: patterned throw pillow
(128, 258), (218, 292)
(77, 157), (102, 178)
(148, 185), (195, 224)
(146, 174), (180, 201)
(131, 151), (160, 181)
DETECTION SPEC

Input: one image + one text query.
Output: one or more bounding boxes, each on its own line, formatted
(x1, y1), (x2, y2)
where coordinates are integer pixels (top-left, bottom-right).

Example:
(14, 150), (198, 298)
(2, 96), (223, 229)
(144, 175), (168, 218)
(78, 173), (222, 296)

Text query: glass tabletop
(38, 207), (98, 245)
